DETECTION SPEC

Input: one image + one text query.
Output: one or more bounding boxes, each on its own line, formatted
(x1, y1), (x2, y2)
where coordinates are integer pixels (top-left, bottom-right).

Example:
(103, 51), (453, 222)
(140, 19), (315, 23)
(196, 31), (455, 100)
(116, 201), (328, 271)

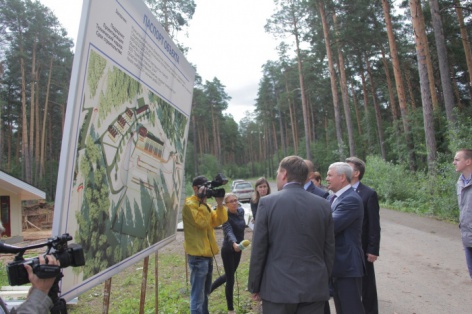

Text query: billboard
(53, 0), (195, 300)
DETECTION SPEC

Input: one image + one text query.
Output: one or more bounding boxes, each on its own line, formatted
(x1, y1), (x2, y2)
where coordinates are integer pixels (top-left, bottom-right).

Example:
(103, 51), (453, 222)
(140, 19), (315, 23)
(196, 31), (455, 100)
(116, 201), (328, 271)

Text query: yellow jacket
(182, 195), (228, 257)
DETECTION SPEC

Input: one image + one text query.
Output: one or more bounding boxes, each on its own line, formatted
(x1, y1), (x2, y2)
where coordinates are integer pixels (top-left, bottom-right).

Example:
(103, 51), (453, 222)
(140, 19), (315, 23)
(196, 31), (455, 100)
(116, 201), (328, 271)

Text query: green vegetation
(0, 248), (256, 313)
(87, 50), (107, 98)
(363, 155), (459, 222)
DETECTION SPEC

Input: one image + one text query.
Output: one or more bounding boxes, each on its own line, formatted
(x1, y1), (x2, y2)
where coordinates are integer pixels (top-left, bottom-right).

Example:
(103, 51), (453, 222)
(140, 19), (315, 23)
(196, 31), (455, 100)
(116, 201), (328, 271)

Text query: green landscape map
(70, 49), (188, 279)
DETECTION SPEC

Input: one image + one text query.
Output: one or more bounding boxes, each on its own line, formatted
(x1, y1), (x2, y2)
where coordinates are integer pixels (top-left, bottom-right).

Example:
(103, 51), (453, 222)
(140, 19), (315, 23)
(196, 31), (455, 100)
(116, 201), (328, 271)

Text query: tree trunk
(292, 8), (311, 160)
(429, 0), (456, 122)
(20, 52), (31, 182)
(276, 95), (286, 157)
(29, 39), (37, 184)
(380, 46), (399, 121)
(382, 0), (416, 171)
(350, 83), (362, 136)
(454, 0), (472, 95)
(359, 59), (373, 147)
(334, 12), (356, 157)
(319, 2), (344, 159)
(410, 0), (437, 173)
(415, 2), (439, 111)
(365, 54), (387, 160)
(283, 70), (298, 154)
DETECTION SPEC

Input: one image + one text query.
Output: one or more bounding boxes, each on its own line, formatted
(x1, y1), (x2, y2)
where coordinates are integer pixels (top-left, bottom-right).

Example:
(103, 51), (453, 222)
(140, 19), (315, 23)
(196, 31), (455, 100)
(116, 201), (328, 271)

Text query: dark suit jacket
(306, 181), (330, 199)
(331, 187), (365, 278)
(356, 182), (381, 256)
(248, 183), (335, 303)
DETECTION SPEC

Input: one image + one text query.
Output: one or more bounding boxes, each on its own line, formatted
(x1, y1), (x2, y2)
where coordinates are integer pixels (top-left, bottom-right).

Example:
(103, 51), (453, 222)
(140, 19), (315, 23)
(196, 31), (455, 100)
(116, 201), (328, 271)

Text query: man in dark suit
(346, 157), (381, 314)
(326, 162), (365, 314)
(248, 156), (335, 314)
(304, 159), (332, 314)
(304, 159), (330, 199)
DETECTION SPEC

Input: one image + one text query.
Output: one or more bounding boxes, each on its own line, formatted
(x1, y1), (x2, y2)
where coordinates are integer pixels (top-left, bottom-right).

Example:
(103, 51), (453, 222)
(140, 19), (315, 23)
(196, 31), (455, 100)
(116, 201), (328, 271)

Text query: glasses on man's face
(226, 199), (238, 204)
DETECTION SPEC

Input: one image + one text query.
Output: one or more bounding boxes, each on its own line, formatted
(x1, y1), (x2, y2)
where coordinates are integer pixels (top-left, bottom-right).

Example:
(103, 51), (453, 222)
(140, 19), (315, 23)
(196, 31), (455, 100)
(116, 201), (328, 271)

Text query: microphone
(238, 240), (251, 251)
(0, 242), (25, 254)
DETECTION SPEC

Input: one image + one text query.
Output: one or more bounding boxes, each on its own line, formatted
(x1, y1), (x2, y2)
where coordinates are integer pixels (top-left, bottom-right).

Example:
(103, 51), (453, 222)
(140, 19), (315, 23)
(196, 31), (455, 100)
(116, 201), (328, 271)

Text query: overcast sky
(38, 0), (282, 123)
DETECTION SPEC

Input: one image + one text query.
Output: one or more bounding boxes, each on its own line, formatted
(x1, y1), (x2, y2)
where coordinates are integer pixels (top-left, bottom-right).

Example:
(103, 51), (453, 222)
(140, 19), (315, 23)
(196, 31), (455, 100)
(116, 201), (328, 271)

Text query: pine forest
(1, 0), (472, 220)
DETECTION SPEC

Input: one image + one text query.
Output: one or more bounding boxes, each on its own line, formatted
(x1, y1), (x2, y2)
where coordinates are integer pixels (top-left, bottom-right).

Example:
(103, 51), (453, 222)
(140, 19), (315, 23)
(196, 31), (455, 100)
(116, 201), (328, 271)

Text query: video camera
(198, 173), (228, 199)
(1, 233), (85, 286)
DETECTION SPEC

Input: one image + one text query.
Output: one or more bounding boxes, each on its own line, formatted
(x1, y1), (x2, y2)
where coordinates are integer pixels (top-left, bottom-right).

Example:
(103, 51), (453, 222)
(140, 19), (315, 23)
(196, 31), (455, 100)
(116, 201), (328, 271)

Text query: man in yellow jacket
(183, 175), (228, 314)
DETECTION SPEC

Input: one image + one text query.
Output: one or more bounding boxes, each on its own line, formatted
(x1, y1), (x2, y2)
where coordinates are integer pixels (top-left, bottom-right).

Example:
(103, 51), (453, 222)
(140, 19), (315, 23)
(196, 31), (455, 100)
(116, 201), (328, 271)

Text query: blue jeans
(188, 255), (213, 314)
(465, 246), (472, 279)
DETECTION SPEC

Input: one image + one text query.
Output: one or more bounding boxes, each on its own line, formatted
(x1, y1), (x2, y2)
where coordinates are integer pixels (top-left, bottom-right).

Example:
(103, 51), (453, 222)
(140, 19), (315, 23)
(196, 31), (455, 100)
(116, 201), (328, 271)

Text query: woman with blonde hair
(210, 193), (247, 314)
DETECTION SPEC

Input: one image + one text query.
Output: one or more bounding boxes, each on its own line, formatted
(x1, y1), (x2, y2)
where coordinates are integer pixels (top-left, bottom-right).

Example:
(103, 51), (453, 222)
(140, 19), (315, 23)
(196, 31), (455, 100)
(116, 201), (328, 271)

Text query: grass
(1, 229), (259, 313)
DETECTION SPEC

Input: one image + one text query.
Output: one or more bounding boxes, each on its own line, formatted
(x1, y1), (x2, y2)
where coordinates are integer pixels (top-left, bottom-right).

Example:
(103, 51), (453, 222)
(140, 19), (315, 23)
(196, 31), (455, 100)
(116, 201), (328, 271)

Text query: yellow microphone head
(238, 240), (251, 250)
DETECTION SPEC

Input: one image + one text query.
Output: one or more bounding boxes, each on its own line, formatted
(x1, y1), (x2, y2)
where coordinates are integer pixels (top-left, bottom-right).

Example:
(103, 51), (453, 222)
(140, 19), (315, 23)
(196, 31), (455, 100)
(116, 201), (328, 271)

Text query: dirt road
(373, 208), (472, 313)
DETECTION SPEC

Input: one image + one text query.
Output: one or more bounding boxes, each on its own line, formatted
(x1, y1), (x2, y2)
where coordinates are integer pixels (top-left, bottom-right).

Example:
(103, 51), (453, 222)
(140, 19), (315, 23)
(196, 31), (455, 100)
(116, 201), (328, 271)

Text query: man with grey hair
(346, 156), (381, 314)
(249, 156), (335, 314)
(326, 162), (365, 314)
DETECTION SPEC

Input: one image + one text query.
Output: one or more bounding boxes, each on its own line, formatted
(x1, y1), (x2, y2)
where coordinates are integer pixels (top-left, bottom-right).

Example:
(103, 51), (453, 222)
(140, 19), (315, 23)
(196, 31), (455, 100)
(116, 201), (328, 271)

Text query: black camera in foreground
(1, 233), (85, 286)
(199, 173), (228, 199)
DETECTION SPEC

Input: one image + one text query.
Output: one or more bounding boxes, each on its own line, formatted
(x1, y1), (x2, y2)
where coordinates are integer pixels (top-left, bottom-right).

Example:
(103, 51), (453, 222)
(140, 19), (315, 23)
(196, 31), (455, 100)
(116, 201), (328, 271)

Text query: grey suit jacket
(331, 187), (365, 278)
(248, 183), (335, 303)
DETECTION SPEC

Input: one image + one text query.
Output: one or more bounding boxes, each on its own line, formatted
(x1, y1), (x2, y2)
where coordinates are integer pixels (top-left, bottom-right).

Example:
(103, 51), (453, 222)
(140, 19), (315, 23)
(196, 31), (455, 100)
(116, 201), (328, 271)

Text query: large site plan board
(53, 0), (195, 300)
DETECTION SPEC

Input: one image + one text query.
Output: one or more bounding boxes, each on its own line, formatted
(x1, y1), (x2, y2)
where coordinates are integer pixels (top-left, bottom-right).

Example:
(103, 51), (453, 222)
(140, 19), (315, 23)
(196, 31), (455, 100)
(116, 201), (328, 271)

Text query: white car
(231, 179), (245, 190)
(232, 181), (254, 203)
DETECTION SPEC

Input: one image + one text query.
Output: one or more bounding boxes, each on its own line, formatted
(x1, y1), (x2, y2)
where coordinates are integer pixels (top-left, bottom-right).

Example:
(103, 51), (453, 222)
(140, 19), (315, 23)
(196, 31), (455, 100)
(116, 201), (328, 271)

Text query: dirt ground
(22, 229), (53, 242)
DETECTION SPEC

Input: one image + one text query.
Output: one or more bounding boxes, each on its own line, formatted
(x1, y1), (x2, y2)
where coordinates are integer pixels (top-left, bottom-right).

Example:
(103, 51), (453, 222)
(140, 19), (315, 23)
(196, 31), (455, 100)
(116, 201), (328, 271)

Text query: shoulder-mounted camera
(198, 173), (228, 199)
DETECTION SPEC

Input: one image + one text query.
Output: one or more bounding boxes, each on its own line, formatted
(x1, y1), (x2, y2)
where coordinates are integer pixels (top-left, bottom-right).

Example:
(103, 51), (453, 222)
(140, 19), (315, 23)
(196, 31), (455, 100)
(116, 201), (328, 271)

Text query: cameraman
(182, 176), (228, 314)
(0, 222), (60, 314)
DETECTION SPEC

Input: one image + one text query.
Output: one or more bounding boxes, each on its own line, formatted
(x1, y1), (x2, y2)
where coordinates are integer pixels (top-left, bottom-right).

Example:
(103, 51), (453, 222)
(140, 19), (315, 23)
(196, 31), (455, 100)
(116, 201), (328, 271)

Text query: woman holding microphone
(210, 193), (248, 314)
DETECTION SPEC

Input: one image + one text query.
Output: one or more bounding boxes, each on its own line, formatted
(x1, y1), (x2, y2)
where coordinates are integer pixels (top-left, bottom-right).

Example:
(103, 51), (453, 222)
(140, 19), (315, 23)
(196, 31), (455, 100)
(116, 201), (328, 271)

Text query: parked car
(232, 181), (254, 203)
(231, 179), (245, 190)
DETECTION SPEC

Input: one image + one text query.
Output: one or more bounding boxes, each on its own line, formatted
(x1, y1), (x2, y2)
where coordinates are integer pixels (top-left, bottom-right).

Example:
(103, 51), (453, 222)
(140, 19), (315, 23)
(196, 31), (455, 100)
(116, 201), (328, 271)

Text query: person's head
(346, 156), (366, 183)
(252, 177), (271, 203)
(192, 175), (208, 197)
(453, 149), (472, 176)
(312, 171), (322, 187)
(304, 159), (315, 184)
(276, 156), (308, 190)
(224, 193), (239, 214)
(326, 162), (352, 193)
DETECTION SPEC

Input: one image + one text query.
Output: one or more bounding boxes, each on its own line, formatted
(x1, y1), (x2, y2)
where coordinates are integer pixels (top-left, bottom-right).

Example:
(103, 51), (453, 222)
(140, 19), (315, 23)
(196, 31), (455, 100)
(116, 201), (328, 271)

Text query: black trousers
(333, 276), (364, 314)
(362, 261), (378, 314)
(210, 246), (242, 311)
(262, 299), (325, 314)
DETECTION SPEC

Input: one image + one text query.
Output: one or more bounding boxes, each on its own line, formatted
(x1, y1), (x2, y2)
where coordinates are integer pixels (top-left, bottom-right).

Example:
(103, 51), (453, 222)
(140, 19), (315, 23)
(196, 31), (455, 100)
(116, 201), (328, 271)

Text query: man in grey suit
(346, 157), (381, 314)
(326, 162), (365, 314)
(248, 156), (335, 314)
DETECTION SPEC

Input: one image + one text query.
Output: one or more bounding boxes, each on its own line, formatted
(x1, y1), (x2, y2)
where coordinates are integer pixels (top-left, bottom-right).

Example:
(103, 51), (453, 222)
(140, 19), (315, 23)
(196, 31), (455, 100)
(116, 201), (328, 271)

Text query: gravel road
(371, 208), (472, 314)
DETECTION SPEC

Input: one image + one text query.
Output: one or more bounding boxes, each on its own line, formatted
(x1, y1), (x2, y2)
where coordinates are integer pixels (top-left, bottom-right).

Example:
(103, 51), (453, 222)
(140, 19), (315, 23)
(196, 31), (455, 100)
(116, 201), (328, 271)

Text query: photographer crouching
(0, 222), (59, 314)
(182, 175), (228, 314)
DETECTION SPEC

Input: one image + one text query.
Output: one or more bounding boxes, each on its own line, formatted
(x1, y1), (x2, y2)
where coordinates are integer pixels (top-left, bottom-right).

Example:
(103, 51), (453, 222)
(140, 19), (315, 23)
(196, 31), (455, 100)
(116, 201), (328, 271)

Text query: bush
(364, 155), (459, 221)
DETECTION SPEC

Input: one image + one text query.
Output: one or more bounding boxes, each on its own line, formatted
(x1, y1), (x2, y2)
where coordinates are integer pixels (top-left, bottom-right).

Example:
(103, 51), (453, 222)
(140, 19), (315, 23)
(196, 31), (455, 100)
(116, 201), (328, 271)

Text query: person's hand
(251, 293), (261, 301)
(232, 242), (241, 252)
(25, 255), (60, 294)
(367, 253), (378, 263)
(197, 186), (207, 203)
(215, 197), (224, 207)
